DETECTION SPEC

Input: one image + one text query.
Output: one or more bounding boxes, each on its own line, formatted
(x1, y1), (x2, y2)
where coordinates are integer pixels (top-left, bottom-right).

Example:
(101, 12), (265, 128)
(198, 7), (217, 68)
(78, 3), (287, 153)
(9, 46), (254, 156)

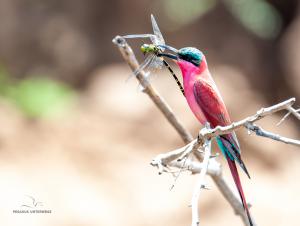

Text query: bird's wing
(193, 78), (240, 148)
(193, 78), (230, 127)
(193, 79), (250, 177)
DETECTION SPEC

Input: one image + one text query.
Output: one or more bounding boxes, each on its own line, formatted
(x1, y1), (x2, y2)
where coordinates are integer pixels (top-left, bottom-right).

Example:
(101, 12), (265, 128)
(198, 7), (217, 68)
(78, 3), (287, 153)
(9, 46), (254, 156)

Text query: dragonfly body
(141, 44), (162, 55)
(140, 43), (185, 95)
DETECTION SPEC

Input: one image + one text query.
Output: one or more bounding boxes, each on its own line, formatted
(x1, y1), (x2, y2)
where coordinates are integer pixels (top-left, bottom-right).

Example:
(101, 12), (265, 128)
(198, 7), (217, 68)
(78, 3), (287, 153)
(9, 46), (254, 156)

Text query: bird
(161, 46), (253, 226)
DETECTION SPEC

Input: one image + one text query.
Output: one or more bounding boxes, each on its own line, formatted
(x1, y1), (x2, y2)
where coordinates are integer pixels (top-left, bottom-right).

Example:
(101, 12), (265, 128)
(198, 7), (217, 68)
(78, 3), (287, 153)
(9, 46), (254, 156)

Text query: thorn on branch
(277, 107), (300, 126)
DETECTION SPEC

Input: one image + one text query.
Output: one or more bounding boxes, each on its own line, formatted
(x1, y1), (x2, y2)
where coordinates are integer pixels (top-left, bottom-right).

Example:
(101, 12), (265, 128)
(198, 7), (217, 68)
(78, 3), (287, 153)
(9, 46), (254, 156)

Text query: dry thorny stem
(112, 36), (300, 226)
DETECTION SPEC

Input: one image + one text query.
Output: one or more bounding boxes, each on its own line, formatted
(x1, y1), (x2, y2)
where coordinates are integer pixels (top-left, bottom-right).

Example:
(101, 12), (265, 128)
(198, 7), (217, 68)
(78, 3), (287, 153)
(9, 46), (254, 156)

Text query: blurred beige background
(0, 0), (299, 226)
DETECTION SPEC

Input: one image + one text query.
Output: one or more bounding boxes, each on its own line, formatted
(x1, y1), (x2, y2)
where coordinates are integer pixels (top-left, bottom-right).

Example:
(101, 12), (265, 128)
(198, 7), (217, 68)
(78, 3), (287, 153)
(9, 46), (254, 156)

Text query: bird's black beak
(157, 44), (179, 60)
(158, 52), (178, 60)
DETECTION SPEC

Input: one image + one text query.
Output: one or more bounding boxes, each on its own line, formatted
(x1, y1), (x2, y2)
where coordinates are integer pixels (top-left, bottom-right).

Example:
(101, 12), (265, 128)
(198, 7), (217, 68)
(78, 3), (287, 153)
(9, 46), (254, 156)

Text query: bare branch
(191, 139), (211, 226)
(157, 98), (299, 169)
(246, 123), (300, 147)
(169, 158), (221, 176)
(151, 143), (221, 176)
(150, 97), (300, 226)
(113, 35), (299, 226)
(198, 98), (295, 141)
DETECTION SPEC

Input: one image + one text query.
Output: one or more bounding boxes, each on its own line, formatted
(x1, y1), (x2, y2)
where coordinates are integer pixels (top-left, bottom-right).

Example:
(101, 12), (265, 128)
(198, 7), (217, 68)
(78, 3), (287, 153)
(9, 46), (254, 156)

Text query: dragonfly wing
(126, 55), (155, 86)
(149, 57), (164, 70)
(122, 34), (156, 40)
(151, 14), (165, 46)
(134, 54), (155, 76)
(126, 54), (155, 82)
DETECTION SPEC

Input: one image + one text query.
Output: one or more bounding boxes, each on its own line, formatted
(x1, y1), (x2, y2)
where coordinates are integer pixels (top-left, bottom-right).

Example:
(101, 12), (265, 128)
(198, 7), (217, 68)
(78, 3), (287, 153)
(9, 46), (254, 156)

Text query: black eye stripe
(179, 54), (200, 66)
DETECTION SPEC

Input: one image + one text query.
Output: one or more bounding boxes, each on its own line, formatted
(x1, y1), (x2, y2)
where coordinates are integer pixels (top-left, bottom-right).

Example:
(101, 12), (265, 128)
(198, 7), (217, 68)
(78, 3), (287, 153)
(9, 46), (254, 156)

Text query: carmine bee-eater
(161, 47), (253, 226)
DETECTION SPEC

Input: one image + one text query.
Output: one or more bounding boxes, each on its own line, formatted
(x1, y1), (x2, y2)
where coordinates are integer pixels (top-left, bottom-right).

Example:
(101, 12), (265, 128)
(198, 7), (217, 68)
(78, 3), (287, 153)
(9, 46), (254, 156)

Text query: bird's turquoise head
(177, 47), (204, 67)
(160, 46), (204, 67)
(158, 46), (206, 75)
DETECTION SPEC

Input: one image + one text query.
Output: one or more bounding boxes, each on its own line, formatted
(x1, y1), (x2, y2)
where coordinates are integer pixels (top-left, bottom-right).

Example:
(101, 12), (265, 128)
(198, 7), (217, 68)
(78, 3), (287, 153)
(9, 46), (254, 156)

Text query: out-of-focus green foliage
(163, 0), (217, 30)
(163, 0), (282, 39)
(226, 0), (282, 39)
(0, 66), (75, 118)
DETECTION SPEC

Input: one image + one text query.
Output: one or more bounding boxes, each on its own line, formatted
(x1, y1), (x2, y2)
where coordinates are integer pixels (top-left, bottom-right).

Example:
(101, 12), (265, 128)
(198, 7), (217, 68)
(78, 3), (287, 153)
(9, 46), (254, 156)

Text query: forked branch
(113, 35), (300, 226)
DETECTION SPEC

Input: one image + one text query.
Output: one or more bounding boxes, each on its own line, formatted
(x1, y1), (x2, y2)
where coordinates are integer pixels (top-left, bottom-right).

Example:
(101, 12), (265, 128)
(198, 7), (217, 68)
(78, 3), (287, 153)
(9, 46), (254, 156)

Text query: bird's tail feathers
(227, 159), (254, 226)
(220, 135), (251, 179)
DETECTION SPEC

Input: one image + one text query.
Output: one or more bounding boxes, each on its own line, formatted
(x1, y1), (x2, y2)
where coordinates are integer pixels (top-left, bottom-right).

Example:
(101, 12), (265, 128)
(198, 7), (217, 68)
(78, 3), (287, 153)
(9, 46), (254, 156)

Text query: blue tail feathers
(217, 135), (250, 178)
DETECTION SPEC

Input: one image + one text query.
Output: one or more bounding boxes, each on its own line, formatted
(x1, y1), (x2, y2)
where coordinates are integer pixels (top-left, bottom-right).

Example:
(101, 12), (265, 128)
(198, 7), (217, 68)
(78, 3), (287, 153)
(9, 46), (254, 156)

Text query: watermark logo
(13, 195), (52, 214)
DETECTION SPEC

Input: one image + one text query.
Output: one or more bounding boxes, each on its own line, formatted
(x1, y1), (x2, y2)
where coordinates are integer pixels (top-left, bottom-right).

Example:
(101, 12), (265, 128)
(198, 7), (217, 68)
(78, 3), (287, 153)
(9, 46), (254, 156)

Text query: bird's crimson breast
(180, 63), (208, 125)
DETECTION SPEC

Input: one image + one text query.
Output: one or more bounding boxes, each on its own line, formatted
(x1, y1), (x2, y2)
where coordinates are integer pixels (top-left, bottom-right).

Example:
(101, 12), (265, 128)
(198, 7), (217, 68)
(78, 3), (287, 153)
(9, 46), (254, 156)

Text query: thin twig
(191, 139), (211, 226)
(246, 123), (300, 147)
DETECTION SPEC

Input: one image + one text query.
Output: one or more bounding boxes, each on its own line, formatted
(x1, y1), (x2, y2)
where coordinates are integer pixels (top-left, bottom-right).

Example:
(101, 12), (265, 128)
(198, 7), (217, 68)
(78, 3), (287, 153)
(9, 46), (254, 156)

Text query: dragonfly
(122, 15), (185, 96)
